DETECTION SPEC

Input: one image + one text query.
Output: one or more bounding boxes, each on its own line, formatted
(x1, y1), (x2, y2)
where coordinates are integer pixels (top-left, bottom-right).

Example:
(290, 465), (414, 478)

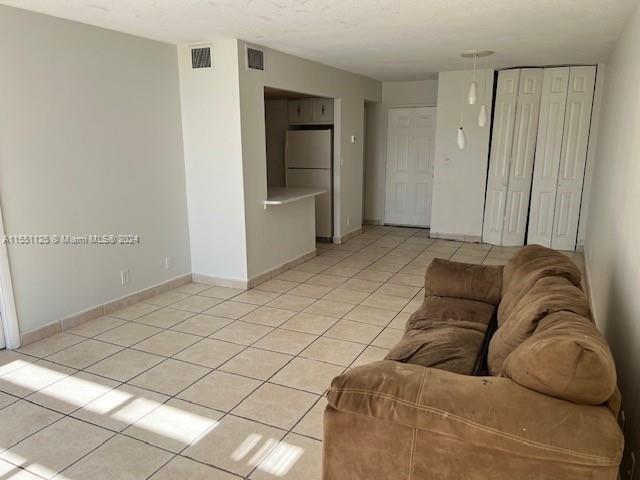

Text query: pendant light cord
(460, 58), (466, 126)
(472, 52), (477, 81)
(481, 55), (487, 100)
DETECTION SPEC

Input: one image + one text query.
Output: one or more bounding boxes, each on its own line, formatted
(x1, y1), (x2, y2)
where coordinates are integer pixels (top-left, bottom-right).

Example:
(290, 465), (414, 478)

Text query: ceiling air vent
(191, 46), (212, 69)
(247, 47), (264, 71)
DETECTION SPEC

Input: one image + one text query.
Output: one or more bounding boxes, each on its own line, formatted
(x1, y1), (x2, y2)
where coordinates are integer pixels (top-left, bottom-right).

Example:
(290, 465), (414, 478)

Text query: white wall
(431, 70), (494, 241)
(382, 79), (439, 106)
(177, 40), (248, 282)
(237, 41), (381, 279)
(364, 80), (439, 223)
(584, 4), (640, 476)
(264, 99), (288, 187)
(0, 6), (191, 334)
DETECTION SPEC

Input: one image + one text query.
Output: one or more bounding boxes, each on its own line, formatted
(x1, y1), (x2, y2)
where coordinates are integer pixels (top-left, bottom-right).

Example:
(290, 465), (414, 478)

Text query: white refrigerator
(286, 129), (333, 239)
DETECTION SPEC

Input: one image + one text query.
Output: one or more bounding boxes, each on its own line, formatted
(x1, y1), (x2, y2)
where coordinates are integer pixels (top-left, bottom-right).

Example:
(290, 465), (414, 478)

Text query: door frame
(0, 204), (20, 349)
(383, 104), (437, 227)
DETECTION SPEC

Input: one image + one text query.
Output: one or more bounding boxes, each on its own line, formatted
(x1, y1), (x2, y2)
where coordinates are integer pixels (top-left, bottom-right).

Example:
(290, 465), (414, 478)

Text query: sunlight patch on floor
(232, 433), (304, 477)
(0, 359), (218, 445)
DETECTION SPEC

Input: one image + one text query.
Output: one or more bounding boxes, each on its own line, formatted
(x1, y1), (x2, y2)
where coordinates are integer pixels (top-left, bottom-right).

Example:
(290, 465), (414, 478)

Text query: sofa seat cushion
(488, 276), (590, 374)
(385, 321), (487, 375)
(407, 295), (495, 331)
(502, 311), (617, 405)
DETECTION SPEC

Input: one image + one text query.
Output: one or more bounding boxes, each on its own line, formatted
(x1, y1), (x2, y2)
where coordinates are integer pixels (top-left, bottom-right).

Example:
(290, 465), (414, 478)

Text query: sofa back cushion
(488, 276), (590, 374)
(498, 245), (582, 326)
(407, 295), (496, 331)
(425, 258), (503, 306)
(501, 311), (617, 405)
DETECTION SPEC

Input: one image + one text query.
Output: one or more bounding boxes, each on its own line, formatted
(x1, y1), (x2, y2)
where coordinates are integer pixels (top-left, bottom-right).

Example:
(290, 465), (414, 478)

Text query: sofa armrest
(425, 258), (503, 305)
(327, 360), (622, 467)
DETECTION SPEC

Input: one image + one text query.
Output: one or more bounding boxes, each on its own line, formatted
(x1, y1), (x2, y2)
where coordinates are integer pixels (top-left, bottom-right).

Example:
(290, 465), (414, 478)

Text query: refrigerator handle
(284, 136), (288, 185)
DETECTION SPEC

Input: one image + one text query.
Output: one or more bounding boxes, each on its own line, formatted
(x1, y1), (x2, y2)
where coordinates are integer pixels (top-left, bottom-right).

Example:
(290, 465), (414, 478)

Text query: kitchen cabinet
(288, 98), (333, 124)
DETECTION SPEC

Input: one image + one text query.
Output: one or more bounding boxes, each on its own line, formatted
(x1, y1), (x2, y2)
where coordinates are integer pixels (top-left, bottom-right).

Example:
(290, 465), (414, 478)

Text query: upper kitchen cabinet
(288, 98), (334, 124)
(288, 99), (313, 123)
(312, 98), (334, 123)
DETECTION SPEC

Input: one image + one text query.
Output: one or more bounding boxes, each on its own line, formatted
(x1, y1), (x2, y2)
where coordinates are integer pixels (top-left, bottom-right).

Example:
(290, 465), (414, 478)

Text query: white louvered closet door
(528, 68), (571, 246)
(501, 69), (544, 246)
(482, 69), (520, 245)
(551, 66), (596, 250)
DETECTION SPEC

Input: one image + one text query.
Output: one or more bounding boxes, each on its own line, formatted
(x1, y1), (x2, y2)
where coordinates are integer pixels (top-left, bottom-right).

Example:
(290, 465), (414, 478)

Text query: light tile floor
(0, 226), (585, 479)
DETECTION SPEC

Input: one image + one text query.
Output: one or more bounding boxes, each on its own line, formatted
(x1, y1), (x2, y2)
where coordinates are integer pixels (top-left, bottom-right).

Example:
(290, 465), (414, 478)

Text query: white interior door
(528, 67), (570, 246)
(384, 107), (436, 227)
(483, 69), (520, 245)
(501, 68), (544, 246)
(551, 66), (596, 250)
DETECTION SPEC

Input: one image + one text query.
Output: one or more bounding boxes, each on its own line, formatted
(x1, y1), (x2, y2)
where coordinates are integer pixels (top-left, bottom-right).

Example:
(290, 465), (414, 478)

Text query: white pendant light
(457, 71), (466, 149)
(478, 55), (491, 127)
(457, 50), (494, 148)
(468, 52), (478, 104)
(457, 127), (467, 149)
(461, 49), (495, 127)
(468, 81), (478, 105)
(478, 104), (488, 127)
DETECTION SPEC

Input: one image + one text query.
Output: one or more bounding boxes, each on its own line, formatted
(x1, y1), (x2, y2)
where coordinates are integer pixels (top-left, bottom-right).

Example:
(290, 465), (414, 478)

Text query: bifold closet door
(483, 69), (543, 246)
(528, 68), (570, 246)
(501, 69), (544, 246)
(528, 66), (596, 250)
(482, 69), (520, 245)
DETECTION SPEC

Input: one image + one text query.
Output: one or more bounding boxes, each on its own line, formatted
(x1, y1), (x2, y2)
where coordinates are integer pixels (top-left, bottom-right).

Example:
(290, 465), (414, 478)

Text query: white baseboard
(430, 231), (482, 243)
(333, 227), (363, 244)
(17, 249), (319, 347)
(363, 219), (384, 226)
(248, 249), (316, 288)
(193, 250), (316, 290)
(20, 273), (192, 346)
(191, 274), (249, 290)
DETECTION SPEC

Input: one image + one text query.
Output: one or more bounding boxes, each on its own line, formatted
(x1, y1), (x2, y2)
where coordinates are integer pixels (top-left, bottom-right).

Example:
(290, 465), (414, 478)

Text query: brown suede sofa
(324, 245), (623, 480)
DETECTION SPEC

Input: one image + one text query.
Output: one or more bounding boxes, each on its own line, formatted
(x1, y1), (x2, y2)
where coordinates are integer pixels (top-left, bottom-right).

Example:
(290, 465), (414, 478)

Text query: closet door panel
(482, 69), (520, 245)
(502, 68), (544, 246)
(528, 67), (570, 246)
(551, 66), (596, 250)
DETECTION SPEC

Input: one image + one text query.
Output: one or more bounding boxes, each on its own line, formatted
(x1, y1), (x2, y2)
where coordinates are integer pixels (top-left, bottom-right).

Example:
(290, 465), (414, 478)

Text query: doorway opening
(263, 87), (336, 240)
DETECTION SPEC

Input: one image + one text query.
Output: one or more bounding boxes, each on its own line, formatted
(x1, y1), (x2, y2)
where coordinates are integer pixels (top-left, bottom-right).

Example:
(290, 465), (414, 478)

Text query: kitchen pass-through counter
(263, 187), (326, 207)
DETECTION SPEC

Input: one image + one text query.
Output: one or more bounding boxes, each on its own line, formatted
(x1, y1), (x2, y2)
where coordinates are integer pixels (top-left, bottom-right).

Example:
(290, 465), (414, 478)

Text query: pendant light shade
(478, 104), (488, 127)
(468, 81), (478, 105)
(457, 127), (466, 149)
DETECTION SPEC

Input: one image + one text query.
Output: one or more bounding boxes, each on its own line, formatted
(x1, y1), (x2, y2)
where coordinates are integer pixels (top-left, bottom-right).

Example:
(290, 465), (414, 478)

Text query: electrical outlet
(120, 269), (130, 286)
(164, 256), (172, 270)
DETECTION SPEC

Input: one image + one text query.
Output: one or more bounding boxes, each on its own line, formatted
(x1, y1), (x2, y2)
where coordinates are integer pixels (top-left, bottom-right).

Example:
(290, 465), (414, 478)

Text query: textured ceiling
(2, 0), (637, 80)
